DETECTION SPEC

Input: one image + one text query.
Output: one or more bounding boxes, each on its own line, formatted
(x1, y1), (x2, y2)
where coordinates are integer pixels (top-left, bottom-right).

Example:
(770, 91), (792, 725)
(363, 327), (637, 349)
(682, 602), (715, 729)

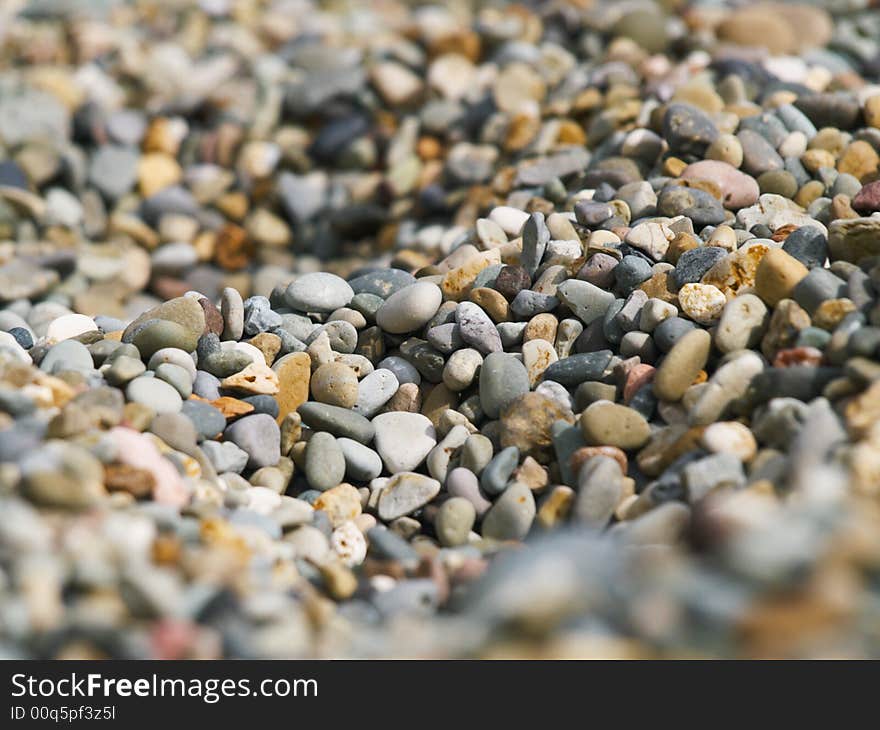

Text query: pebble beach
(2, 0), (880, 659)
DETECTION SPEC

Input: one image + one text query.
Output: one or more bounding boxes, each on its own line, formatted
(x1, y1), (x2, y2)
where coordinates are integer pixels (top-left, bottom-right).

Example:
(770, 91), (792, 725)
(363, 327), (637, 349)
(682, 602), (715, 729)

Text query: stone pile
(1, 0), (880, 658)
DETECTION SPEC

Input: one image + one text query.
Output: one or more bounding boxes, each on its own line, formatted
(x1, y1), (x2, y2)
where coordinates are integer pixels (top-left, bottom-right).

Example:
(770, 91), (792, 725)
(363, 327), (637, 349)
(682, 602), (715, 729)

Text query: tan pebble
(470, 287), (510, 322)
(654, 329), (712, 402)
(761, 298), (811, 360)
(421, 382), (459, 429)
(812, 298), (856, 331)
(836, 140), (879, 182)
(279, 412), (302, 456)
(794, 180), (826, 209)
(537, 486), (575, 529)
(290, 441), (308, 470)
(866, 96), (880, 129)
(248, 332), (282, 366)
(440, 250), (501, 301)
(138, 152), (182, 197)
(754, 248), (809, 307)
(523, 312), (558, 343)
(666, 231), (700, 264)
(273, 352), (311, 424)
(708, 225), (738, 252)
(381, 382), (421, 413)
(310, 362), (359, 408)
(639, 270), (679, 304)
(514, 456), (549, 491)
(580, 401), (651, 451)
(319, 561), (358, 600)
(801, 148), (835, 173)
(663, 157), (687, 177)
(705, 133), (743, 168)
(499, 391), (574, 464)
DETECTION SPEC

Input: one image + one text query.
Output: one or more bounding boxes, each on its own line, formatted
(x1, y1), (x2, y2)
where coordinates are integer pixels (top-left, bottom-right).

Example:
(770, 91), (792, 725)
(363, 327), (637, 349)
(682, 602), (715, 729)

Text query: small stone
(700, 421), (757, 462)
(22, 441), (106, 509)
(574, 456), (623, 527)
(305, 432), (346, 491)
(481, 482), (536, 541)
(310, 362), (359, 408)
(224, 414), (281, 470)
(654, 329), (711, 401)
(273, 352), (311, 423)
(337, 438), (383, 482)
(715, 294), (769, 353)
(499, 392), (574, 464)
(435, 498), (476, 547)
(285, 273), (354, 313)
(126, 376), (182, 414)
(376, 281), (443, 334)
(299, 402), (374, 443)
(46, 314), (97, 342)
(479, 352), (530, 419)
(581, 401), (651, 450)
(678, 283), (726, 325)
(754, 249), (808, 309)
(455, 301), (502, 354)
(556, 280), (616, 325)
(679, 160), (757, 210)
(373, 412), (436, 473)
(378, 472), (441, 521)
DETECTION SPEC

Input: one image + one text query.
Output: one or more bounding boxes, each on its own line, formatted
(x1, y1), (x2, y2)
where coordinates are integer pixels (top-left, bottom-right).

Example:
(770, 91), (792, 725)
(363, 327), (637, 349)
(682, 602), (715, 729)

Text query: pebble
(481, 483), (536, 541)
(455, 302), (502, 354)
(337, 438), (383, 482)
(373, 412), (437, 473)
(581, 402), (651, 451)
(435, 498), (476, 547)
(378, 472), (441, 521)
(126, 376), (182, 414)
(310, 362), (359, 409)
(376, 282), (443, 334)
(305, 432), (346, 491)
(285, 273), (353, 313)
(224, 414), (280, 470)
(654, 329), (711, 401)
(478, 352), (530, 419)
(715, 294), (769, 353)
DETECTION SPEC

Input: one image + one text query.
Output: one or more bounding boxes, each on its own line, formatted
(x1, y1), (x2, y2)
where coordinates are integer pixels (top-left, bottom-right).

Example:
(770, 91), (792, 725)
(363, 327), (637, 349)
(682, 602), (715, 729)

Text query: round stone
(310, 361), (359, 408)
(435, 497), (476, 547)
(580, 401), (651, 450)
(180, 400), (226, 440)
(125, 376), (182, 414)
(479, 352), (530, 419)
(46, 313), (97, 341)
(224, 413), (281, 470)
(351, 368), (399, 417)
(677, 283), (727, 325)
(285, 272), (354, 313)
(132, 319), (198, 360)
(375, 281), (443, 334)
(305, 432), (346, 491)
